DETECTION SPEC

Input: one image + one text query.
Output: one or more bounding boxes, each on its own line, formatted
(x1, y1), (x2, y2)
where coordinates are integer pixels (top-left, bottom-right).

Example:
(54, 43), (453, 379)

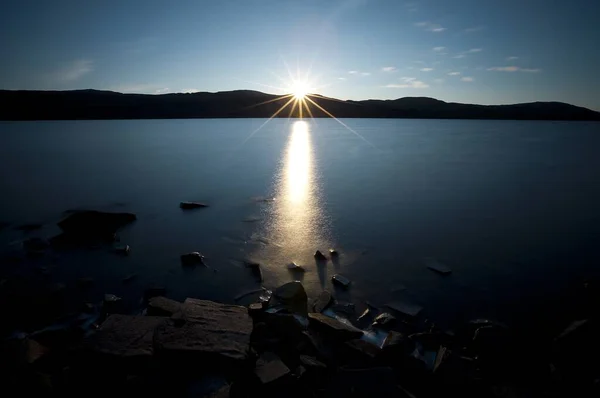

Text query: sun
(290, 80), (309, 100)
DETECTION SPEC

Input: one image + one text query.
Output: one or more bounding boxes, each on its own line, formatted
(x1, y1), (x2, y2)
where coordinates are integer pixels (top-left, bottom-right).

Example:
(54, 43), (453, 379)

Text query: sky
(1, 0), (599, 110)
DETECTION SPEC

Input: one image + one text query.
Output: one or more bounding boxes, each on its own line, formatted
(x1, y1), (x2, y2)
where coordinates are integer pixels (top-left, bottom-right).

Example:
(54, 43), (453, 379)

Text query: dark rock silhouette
(1, 89), (598, 121)
(57, 210), (136, 239)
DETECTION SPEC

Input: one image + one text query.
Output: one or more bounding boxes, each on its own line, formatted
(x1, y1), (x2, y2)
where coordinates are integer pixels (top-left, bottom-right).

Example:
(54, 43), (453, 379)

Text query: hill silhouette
(0, 89), (598, 121)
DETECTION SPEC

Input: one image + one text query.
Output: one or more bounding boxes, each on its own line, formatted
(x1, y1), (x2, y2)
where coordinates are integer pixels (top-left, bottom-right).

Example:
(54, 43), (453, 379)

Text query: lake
(1, 118), (600, 331)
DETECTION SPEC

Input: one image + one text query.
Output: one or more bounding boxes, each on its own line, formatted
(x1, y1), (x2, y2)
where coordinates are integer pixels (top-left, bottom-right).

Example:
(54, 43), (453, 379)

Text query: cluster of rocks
(2, 278), (599, 397)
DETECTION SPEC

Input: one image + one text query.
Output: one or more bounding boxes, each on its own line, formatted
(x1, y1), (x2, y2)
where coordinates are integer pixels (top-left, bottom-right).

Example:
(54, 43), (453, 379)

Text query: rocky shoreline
(1, 211), (600, 397)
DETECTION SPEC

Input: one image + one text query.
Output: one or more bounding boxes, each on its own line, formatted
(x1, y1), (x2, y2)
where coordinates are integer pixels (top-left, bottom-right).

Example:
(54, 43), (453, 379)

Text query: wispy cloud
(348, 70), (358, 74)
(433, 46), (446, 52)
(464, 26), (484, 33)
(467, 48), (482, 53)
(487, 66), (541, 73)
(109, 84), (160, 93)
(361, 72), (371, 76)
(420, 68), (434, 72)
(453, 54), (465, 59)
(58, 59), (93, 81)
(448, 71), (461, 76)
(404, 2), (418, 12)
(338, 77), (347, 80)
(434, 78), (444, 84)
(385, 77), (429, 89)
(415, 21), (446, 32)
(182, 89), (200, 93)
(461, 77), (474, 82)
(154, 88), (170, 94)
(382, 66), (397, 72)
(506, 56), (519, 61)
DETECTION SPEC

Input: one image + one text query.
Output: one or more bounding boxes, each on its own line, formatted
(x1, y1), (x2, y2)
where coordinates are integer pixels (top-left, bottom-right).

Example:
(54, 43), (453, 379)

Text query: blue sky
(1, 0), (599, 110)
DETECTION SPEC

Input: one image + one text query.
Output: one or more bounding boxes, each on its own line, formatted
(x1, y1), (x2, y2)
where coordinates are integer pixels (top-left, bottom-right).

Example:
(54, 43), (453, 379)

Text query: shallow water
(1, 118), (599, 330)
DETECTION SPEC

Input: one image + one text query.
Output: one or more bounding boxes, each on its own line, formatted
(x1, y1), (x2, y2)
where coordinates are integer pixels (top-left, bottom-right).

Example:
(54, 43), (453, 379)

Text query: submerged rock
(57, 210), (136, 238)
(331, 274), (351, 288)
(181, 252), (205, 266)
(313, 290), (333, 313)
(332, 302), (356, 316)
(180, 201), (209, 209)
(308, 313), (363, 341)
(154, 299), (253, 369)
(314, 250), (327, 261)
(114, 244), (130, 255)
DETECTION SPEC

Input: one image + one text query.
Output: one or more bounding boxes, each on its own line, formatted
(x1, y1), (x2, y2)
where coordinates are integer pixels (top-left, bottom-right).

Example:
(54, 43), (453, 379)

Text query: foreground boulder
(308, 313), (363, 341)
(147, 296), (182, 316)
(57, 210), (136, 238)
(313, 290), (333, 313)
(154, 299), (253, 371)
(273, 281), (308, 316)
(254, 351), (291, 387)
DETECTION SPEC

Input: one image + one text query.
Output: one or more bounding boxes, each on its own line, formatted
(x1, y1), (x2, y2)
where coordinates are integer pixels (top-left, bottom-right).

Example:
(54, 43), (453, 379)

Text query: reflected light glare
(286, 121), (310, 203)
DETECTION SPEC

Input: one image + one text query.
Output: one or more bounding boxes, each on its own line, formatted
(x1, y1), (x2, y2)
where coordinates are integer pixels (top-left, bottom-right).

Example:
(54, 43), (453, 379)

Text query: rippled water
(1, 118), (599, 330)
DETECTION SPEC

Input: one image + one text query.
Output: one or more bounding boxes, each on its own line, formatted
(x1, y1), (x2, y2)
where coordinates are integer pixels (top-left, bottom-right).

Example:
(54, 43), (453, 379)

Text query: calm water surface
(1, 118), (599, 329)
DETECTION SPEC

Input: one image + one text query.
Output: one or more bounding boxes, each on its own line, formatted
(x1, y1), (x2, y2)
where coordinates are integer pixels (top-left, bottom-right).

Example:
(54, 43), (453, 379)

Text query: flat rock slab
(147, 296), (182, 316)
(83, 315), (166, 358)
(308, 313), (363, 341)
(386, 301), (423, 317)
(154, 299), (252, 366)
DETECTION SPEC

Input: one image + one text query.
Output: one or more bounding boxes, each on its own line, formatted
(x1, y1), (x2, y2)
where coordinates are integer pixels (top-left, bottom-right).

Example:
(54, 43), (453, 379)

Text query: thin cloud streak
(415, 21), (446, 32)
(59, 59), (93, 81)
(382, 66), (397, 72)
(488, 66), (541, 73)
(461, 77), (474, 82)
(385, 77), (429, 89)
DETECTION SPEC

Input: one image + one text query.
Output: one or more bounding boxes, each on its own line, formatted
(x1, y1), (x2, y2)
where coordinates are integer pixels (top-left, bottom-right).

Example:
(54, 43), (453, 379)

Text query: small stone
(286, 262), (305, 272)
(331, 274), (351, 288)
(313, 290), (333, 313)
(180, 201), (209, 209)
(115, 244), (130, 255)
(248, 303), (263, 316)
(103, 293), (123, 314)
(299, 355), (326, 370)
(329, 249), (339, 257)
(148, 296), (182, 316)
(181, 252), (205, 266)
(314, 250), (327, 261)
(372, 313), (397, 329)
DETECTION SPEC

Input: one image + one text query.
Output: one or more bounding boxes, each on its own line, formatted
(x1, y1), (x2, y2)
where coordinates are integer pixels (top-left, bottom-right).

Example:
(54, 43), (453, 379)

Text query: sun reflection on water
(254, 120), (330, 287)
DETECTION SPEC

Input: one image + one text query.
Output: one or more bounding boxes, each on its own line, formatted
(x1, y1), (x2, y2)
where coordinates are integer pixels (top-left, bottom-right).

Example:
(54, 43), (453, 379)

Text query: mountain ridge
(1, 89), (598, 121)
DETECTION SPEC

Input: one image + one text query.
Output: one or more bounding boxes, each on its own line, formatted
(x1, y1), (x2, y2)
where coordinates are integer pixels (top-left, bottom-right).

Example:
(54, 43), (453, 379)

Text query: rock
(332, 302), (355, 316)
(299, 355), (327, 370)
(286, 262), (305, 272)
(244, 261), (263, 282)
(329, 248), (339, 257)
(331, 274), (351, 288)
(143, 287), (167, 301)
(181, 252), (205, 266)
(313, 290), (333, 313)
(342, 339), (381, 363)
(425, 258), (452, 275)
(274, 281), (308, 316)
(0, 337), (49, 368)
(154, 299), (253, 369)
(372, 313), (397, 329)
(308, 313), (363, 341)
(254, 352), (291, 386)
(314, 250), (327, 261)
(147, 296), (182, 316)
(114, 244), (130, 255)
(57, 210), (136, 238)
(263, 312), (307, 339)
(325, 367), (410, 398)
(82, 314), (166, 360)
(180, 201), (209, 209)
(297, 330), (335, 362)
(386, 301), (423, 317)
(248, 303), (263, 317)
(82, 303), (95, 313)
(23, 237), (49, 252)
(103, 294), (123, 314)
